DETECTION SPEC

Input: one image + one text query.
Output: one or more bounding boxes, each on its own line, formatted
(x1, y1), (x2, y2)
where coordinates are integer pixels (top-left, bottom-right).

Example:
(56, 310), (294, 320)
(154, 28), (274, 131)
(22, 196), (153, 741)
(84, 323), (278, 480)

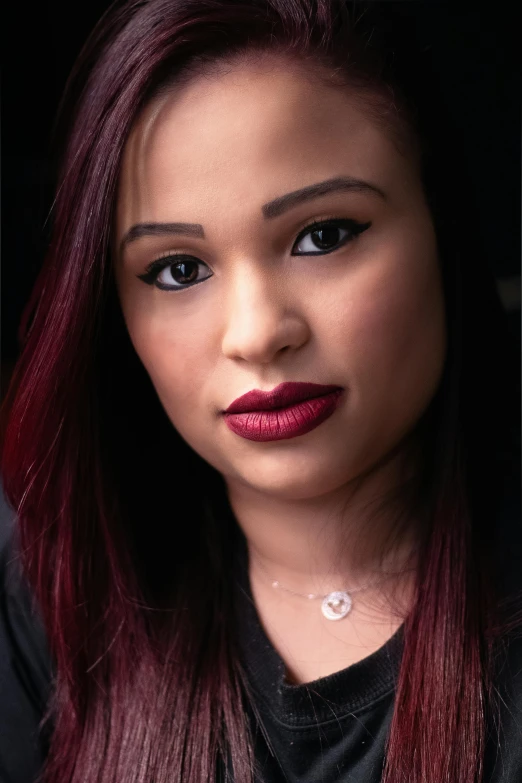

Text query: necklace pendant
(321, 591), (352, 621)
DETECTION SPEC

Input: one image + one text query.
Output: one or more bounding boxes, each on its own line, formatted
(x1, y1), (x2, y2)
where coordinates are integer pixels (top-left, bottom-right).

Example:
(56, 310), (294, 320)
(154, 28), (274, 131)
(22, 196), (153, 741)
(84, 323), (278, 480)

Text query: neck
(225, 442), (422, 599)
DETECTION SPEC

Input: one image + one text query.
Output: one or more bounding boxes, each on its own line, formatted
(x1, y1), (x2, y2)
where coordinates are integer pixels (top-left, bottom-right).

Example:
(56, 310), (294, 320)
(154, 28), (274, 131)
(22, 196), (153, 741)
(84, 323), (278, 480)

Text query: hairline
(145, 45), (421, 167)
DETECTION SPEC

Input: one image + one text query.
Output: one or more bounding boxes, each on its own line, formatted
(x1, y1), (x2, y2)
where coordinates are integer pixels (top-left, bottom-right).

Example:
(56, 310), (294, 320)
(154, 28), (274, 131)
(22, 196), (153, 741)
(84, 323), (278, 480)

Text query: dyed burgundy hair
(1, 1), (519, 782)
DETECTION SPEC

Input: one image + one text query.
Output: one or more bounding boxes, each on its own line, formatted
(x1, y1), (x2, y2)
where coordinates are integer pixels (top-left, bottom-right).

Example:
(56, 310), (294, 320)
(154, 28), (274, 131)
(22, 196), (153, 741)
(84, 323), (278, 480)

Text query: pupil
(313, 226), (340, 249)
(173, 261), (198, 284)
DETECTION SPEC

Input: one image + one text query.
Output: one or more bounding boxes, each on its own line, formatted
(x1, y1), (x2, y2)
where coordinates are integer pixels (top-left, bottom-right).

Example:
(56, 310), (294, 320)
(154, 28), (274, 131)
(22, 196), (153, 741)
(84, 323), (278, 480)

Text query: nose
(220, 267), (310, 364)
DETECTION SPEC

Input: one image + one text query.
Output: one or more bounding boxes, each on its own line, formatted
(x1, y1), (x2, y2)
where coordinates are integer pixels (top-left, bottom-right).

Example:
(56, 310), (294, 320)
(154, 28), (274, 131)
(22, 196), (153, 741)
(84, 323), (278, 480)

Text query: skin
(114, 54), (446, 683)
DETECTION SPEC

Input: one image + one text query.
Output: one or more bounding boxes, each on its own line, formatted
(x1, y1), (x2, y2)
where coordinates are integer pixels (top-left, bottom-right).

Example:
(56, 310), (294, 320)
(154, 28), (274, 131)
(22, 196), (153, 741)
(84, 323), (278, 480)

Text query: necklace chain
(254, 556), (392, 600)
(250, 547), (415, 621)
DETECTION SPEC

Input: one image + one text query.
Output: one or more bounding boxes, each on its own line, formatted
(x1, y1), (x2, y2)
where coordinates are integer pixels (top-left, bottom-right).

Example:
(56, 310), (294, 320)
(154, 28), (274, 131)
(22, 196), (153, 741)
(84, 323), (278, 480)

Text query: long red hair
(1, 2), (519, 781)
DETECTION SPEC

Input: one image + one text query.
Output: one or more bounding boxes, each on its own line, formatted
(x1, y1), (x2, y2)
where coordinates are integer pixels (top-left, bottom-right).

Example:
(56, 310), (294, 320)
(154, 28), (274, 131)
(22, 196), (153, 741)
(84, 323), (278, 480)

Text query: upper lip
(223, 382), (343, 414)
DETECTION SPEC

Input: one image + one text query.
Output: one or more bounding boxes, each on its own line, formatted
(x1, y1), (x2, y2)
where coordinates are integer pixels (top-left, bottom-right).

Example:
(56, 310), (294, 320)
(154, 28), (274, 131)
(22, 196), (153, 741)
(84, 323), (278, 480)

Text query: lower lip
(223, 389), (344, 442)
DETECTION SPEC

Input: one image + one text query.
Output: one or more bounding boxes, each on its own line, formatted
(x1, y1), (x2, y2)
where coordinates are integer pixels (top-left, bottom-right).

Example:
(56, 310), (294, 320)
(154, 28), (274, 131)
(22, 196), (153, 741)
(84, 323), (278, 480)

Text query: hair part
(149, 42), (421, 163)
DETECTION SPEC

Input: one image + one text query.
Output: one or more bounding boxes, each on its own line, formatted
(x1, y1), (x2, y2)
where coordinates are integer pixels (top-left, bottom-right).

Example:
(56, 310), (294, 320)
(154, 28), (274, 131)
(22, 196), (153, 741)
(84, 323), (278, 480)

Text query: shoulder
(486, 455), (522, 781)
(0, 528), (55, 695)
(0, 522), (55, 781)
(487, 627), (522, 782)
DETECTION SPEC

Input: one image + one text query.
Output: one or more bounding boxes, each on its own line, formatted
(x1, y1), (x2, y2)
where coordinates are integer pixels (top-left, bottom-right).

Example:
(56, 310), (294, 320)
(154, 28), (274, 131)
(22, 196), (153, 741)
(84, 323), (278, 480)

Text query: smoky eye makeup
(135, 215), (372, 293)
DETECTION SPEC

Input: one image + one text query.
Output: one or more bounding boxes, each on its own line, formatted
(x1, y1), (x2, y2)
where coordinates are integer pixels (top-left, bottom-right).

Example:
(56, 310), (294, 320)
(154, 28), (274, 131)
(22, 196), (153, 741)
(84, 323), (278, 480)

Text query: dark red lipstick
(223, 382), (344, 442)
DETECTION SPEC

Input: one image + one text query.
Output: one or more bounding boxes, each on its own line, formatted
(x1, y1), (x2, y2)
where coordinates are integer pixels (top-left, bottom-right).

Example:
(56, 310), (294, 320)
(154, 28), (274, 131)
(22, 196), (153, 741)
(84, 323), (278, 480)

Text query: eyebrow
(119, 176), (386, 252)
(261, 176), (386, 218)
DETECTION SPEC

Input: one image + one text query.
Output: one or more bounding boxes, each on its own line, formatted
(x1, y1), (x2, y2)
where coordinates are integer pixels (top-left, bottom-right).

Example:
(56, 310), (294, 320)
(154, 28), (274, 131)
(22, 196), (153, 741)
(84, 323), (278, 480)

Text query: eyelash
(136, 214), (372, 292)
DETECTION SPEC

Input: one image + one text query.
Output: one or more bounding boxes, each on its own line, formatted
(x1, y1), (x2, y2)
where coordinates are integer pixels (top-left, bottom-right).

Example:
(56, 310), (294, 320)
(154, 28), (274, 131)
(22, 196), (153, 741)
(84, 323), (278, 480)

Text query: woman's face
(114, 55), (446, 501)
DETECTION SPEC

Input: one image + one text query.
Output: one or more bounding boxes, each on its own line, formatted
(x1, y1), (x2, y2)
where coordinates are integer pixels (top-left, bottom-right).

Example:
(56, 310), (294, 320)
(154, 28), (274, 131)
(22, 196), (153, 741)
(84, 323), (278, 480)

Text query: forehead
(116, 57), (414, 232)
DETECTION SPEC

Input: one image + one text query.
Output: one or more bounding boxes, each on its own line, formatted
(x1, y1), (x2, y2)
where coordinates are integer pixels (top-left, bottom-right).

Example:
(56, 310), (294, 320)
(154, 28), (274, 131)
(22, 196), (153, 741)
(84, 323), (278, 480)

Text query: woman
(0, 1), (520, 782)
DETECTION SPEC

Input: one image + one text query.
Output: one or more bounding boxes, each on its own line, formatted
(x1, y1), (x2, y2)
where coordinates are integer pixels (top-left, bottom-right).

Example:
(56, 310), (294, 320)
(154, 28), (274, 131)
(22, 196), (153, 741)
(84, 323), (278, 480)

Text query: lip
(223, 382), (343, 414)
(222, 382), (344, 443)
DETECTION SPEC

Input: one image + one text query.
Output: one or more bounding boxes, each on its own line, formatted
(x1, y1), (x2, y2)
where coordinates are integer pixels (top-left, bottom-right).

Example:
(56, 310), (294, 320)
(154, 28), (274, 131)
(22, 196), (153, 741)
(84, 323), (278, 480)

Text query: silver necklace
(254, 557), (392, 621)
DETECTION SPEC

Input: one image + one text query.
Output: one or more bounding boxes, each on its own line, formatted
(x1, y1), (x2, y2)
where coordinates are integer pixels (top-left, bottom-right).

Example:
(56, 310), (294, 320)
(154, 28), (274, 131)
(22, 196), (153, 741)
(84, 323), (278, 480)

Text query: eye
(137, 254), (213, 292)
(291, 218), (371, 255)
(136, 217), (372, 292)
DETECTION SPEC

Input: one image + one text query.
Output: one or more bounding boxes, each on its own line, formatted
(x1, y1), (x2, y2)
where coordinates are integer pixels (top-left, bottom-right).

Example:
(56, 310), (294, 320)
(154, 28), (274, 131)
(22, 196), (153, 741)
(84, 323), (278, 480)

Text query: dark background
(1, 1), (521, 398)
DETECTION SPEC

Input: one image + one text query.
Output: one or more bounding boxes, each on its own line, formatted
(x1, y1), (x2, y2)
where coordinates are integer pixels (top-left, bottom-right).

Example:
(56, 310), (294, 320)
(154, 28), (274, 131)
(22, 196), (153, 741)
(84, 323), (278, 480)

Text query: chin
(232, 457), (354, 501)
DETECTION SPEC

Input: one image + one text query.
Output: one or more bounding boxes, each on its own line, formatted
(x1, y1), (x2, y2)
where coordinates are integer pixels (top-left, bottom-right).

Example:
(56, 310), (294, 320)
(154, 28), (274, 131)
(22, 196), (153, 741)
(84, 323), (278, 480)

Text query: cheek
(122, 307), (205, 408)
(326, 247), (446, 403)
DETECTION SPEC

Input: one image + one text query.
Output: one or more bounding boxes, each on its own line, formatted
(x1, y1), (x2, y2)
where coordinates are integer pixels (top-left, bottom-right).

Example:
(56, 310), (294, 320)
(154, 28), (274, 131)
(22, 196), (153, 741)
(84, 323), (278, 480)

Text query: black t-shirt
(230, 521), (522, 783)
(1, 476), (521, 783)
